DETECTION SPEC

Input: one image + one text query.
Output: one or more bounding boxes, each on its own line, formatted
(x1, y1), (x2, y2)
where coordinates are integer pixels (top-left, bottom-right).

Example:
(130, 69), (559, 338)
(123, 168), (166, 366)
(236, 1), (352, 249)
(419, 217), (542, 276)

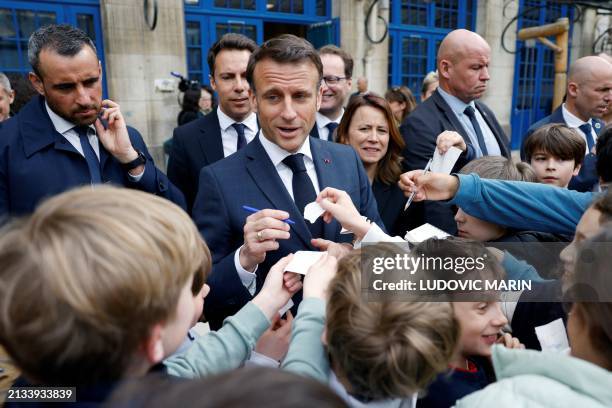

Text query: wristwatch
(121, 150), (146, 171)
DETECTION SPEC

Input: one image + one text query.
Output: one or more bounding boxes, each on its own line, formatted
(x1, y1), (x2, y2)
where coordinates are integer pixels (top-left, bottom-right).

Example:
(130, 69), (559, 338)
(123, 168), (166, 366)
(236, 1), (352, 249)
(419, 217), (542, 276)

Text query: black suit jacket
(512, 280), (566, 350)
(400, 89), (510, 233)
(309, 121), (338, 141)
(309, 125), (320, 139)
(372, 179), (413, 237)
(520, 106), (602, 192)
(167, 109), (224, 213)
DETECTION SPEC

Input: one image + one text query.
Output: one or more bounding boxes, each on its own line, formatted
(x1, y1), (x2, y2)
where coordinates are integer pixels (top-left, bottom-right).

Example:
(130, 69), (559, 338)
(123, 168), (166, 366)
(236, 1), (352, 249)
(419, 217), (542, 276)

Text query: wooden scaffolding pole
(518, 17), (569, 111)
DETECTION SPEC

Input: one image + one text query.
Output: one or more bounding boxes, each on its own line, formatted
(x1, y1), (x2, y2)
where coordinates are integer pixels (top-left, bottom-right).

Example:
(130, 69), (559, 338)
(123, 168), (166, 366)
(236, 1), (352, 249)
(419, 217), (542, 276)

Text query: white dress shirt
(316, 110), (344, 141)
(45, 102), (144, 180)
(217, 108), (258, 157)
(561, 103), (599, 155)
(234, 133), (321, 294)
(437, 87), (501, 157)
(46, 102), (100, 158)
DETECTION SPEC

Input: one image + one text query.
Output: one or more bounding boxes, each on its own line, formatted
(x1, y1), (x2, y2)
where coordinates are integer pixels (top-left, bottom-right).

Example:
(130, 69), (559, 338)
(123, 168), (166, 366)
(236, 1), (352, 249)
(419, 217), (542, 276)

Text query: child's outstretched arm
(165, 255), (301, 378)
(317, 187), (406, 246)
(399, 171), (594, 236)
(281, 253), (338, 383)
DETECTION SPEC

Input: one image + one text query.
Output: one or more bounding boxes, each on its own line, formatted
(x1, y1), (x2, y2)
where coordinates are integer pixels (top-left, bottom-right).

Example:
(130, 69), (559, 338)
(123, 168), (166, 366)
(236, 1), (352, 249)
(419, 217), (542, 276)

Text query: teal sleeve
(451, 174), (595, 236)
(281, 298), (330, 383)
(501, 250), (549, 283)
(164, 301), (270, 378)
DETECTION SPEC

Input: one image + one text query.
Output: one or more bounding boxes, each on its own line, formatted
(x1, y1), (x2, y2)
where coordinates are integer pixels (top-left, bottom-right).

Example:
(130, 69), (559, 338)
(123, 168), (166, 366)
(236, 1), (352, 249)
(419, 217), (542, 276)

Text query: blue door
(183, 0), (331, 85)
(509, 0), (573, 149)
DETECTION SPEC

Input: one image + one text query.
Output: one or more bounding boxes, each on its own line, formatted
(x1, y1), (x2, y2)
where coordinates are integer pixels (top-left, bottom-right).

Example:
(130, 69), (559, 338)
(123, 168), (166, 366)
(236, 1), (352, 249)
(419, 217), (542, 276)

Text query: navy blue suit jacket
(521, 106), (603, 192)
(0, 95), (185, 217)
(167, 109), (224, 213)
(193, 134), (383, 328)
(400, 89), (509, 233)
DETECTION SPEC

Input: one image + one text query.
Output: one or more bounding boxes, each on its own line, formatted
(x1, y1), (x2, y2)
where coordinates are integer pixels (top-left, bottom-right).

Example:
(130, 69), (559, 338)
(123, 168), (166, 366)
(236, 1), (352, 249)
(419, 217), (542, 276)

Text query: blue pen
(242, 205), (296, 224)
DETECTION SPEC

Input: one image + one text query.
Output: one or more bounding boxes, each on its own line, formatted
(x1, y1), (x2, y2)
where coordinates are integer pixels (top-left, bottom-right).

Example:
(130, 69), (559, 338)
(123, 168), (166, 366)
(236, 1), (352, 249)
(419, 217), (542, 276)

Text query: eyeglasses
(323, 76), (348, 86)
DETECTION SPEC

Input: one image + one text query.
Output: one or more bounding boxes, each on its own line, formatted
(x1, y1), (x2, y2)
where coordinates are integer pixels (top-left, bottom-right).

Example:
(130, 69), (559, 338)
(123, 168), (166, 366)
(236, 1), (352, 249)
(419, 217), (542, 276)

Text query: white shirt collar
(217, 107), (258, 132)
(437, 86), (474, 116)
(561, 103), (592, 128)
(316, 109), (344, 128)
(258, 131), (313, 167)
(45, 101), (93, 135)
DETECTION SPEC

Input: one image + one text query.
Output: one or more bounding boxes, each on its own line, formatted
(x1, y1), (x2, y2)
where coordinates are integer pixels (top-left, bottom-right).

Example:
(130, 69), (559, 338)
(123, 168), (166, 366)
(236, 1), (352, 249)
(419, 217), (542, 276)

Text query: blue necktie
(579, 123), (595, 152)
(75, 126), (102, 184)
(325, 122), (338, 141)
(233, 123), (247, 150)
(463, 106), (488, 156)
(282, 153), (323, 238)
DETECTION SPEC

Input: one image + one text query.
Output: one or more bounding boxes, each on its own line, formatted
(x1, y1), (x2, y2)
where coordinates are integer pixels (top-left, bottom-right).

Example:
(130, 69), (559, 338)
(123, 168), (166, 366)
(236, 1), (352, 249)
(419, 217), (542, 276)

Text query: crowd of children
(0, 126), (611, 407)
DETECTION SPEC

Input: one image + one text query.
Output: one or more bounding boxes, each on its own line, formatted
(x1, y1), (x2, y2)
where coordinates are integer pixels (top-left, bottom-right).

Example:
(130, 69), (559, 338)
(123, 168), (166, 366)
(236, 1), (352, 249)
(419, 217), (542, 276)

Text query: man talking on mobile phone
(0, 24), (185, 217)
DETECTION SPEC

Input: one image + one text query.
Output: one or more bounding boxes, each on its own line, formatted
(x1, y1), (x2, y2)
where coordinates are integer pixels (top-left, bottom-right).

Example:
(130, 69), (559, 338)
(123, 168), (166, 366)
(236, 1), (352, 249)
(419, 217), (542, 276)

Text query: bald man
(598, 53), (612, 125)
(400, 29), (510, 234)
(522, 56), (612, 192)
(348, 76), (368, 106)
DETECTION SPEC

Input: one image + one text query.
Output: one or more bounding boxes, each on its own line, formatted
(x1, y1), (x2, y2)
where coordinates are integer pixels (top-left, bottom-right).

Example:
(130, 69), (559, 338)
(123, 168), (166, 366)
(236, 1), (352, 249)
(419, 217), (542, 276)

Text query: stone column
(477, 0), (518, 139)
(100, 0), (186, 165)
(336, 0), (390, 96)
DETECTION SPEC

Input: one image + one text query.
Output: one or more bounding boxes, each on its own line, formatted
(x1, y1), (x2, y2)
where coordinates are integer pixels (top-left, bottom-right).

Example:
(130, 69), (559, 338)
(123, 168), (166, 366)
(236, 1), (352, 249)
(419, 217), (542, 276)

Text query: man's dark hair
(246, 34), (323, 93)
(319, 44), (354, 78)
(28, 24), (97, 78)
(207, 33), (257, 77)
(596, 125), (612, 183)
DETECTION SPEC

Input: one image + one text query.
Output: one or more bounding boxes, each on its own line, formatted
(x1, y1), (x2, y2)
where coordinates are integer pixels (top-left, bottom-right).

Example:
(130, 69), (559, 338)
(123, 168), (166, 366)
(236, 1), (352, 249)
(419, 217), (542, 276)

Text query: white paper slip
(278, 299), (294, 316)
(404, 223), (450, 243)
(535, 318), (570, 353)
(284, 251), (325, 275)
(304, 201), (325, 223)
(431, 146), (462, 175)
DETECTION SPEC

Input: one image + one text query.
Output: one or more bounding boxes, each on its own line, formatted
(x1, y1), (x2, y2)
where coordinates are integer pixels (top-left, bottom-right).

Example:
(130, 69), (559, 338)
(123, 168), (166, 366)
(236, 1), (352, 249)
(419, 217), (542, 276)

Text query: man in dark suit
(522, 56), (612, 192)
(0, 24), (184, 217)
(309, 45), (353, 141)
(168, 33), (259, 212)
(400, 29), (510, 233)
(193, 35), (383, 328)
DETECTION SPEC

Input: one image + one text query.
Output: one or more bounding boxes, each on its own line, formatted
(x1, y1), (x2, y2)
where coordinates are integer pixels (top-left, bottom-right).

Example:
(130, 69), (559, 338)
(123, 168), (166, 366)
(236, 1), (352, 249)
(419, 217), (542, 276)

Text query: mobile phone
(97, 109), (109, 130)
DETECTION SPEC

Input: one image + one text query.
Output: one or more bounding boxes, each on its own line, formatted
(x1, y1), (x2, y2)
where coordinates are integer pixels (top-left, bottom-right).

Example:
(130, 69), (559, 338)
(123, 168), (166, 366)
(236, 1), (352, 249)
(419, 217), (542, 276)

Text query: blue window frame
(0, 0), (106, 94)
(214, 0), (256, 10)
(183, 0), (333, 85)
(185, 18), (206, 85)
(510, 0), (573, 149)
(266, 0), (304, 14)
(388, 0), (477, 101)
